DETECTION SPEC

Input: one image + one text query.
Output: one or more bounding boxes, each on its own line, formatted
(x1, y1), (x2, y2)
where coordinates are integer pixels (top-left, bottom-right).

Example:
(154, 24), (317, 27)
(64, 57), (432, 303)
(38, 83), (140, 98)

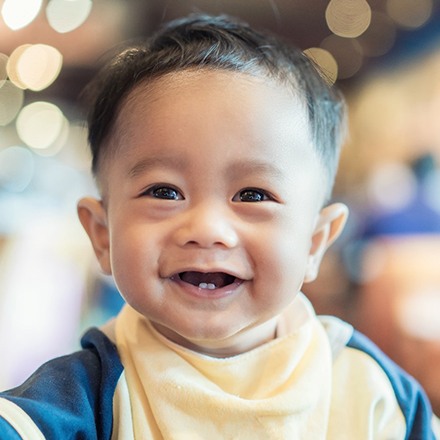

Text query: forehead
(114, 69), (309, 143)
(100, 69), (320, 191)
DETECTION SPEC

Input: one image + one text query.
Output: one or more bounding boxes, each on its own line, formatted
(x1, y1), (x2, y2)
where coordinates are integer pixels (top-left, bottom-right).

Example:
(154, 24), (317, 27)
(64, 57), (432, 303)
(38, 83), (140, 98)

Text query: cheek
(108, 225), (156, 289)
(252, 219), (313, 290)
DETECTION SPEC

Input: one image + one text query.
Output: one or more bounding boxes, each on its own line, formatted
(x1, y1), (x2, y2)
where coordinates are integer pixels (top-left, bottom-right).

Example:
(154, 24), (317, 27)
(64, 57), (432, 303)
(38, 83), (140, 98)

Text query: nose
(174, 203), (239, 249)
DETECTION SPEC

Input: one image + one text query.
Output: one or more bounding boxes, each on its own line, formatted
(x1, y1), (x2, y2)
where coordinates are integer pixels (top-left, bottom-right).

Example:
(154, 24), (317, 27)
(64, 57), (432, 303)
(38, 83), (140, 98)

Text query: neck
(152, 318), (279, 358)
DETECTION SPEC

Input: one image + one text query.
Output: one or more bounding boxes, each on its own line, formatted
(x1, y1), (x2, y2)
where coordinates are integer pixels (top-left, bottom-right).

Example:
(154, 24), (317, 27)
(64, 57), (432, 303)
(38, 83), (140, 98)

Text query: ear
(304, 203), (348, 283)
(77, 197), (112, 275)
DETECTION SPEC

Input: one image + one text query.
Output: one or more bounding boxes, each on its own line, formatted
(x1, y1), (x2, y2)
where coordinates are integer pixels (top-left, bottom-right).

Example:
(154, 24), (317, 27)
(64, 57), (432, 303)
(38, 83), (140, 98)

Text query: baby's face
(87, 70), (335, 356)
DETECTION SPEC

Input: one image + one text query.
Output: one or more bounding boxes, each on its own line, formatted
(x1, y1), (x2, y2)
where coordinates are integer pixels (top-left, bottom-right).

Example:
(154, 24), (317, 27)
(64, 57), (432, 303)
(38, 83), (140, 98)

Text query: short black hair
(85, 13), (346, 197)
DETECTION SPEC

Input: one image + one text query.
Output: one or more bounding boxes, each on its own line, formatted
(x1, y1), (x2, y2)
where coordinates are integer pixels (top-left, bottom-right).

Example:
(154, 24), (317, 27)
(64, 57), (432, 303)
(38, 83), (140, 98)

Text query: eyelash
(141, 184), (184, 200)
(233, 188), (273, 203)
(140, 185), (274, 203)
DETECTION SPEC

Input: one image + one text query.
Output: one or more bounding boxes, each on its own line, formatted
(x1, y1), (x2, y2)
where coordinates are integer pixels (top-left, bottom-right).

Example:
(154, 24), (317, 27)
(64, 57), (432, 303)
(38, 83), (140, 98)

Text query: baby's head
(78, 14), (348, 357)
(86, 14), (345, 200)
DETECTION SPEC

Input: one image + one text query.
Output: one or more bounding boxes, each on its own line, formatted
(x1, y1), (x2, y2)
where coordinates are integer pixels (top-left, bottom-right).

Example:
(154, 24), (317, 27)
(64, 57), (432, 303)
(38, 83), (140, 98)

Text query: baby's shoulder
(321, 316), (435, 439)
(0, 328), (123, 440)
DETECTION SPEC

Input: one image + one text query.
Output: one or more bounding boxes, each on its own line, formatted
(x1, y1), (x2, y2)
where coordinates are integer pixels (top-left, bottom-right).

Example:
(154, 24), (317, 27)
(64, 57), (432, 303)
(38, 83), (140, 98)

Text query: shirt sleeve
(347, 330), (437, 440)
(0, 328), (123, 440)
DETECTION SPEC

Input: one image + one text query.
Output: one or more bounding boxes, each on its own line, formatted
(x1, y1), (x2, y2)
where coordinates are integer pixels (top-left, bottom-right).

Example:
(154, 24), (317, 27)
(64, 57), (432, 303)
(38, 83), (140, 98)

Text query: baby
(0, 14), (438, 439)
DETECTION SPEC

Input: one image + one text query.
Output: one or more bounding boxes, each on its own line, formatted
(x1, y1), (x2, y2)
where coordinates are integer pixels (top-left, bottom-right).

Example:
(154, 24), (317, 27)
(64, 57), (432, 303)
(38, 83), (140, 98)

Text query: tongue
(179, 271), (235, 288)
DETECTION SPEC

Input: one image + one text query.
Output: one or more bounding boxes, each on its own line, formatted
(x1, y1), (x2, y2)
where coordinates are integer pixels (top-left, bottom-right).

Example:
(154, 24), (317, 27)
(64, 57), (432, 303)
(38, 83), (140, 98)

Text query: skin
(78, 70), (348, 358)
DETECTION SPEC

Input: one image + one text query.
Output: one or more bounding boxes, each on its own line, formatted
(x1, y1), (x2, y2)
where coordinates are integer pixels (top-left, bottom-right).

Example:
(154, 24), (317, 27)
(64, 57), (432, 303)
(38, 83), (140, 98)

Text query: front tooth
(198, 282), (217, 290)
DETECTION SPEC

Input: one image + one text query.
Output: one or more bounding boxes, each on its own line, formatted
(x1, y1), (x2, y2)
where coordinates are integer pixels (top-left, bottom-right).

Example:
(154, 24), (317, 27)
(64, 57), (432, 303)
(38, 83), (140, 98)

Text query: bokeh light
(6, 45), (32, 90)
(321, 35), (363, 79)
(325, 0), (372, 38)
(356, 11), (397, 58)
(32, 116), (70, 157)
(0, 54), (8, 87)
(386, 0), (433, 29)
(0, 146), (35, 192)
(0, 81), (25, 126)
(46, 0), (93, 33)
(366, 163), (417, 212)
(7, 45), (63, 92)
(1, 0), (43, 31)
(303, 47), (338, 84)
(15, 45), (63, 92)
(16, 102), (66, 150)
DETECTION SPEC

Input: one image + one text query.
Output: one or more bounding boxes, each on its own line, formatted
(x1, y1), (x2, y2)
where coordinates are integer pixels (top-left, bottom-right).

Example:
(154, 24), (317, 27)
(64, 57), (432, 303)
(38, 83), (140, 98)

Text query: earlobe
(304, 203), (349, 283)
(77, 197), (112, 275)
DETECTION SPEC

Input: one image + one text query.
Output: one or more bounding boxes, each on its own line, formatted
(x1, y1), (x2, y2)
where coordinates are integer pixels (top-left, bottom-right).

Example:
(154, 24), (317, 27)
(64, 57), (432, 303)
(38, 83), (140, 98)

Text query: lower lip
(169, 277), (244, 300)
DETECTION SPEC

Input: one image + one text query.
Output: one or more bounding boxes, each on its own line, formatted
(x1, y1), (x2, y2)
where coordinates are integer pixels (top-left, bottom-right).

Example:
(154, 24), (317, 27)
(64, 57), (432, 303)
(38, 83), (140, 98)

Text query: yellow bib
(114, 294), (333, 439)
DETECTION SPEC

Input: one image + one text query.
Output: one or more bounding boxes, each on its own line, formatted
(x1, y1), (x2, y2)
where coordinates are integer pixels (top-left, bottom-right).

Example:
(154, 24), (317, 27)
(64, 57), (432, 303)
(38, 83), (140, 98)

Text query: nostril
(175, 211), (239, 249)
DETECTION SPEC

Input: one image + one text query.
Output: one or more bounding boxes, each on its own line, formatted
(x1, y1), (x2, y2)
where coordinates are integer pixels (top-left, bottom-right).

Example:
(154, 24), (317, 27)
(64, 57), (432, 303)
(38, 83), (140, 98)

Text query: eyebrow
(225, 160), (285, 181)
(127, 155), (189, 179)
(127, 155), (285, 181)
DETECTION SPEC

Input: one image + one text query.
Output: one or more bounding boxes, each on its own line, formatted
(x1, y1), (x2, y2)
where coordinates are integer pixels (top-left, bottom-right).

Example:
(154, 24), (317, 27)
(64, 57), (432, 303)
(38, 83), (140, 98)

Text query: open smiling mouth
(178, 271), (237, 290)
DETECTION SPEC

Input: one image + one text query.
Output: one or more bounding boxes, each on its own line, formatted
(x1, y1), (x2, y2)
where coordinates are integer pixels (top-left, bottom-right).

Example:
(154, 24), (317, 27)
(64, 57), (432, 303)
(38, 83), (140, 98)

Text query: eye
(142, 185), (184, 200)
(234, 188), (272, 203)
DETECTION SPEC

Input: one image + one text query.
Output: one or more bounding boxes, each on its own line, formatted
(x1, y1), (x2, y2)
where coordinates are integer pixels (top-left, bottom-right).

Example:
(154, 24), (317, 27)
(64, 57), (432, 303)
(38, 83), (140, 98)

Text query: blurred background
(1, 0), (440, 415)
